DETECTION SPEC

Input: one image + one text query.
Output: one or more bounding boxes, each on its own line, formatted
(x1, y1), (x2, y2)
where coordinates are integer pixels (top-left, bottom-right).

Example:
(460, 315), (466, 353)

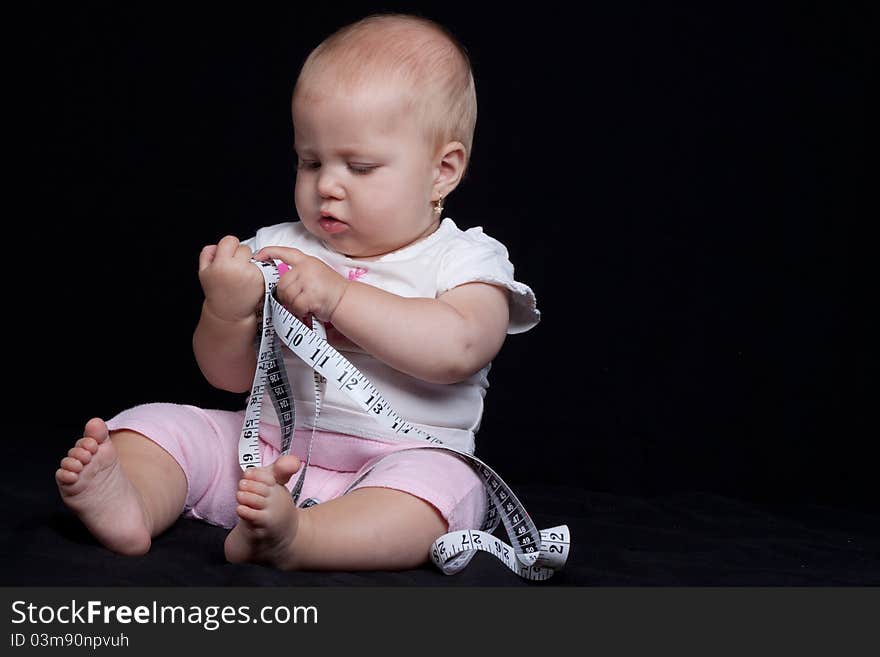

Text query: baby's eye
(297, 160), (320, 170)
(348, 164), (377, 175)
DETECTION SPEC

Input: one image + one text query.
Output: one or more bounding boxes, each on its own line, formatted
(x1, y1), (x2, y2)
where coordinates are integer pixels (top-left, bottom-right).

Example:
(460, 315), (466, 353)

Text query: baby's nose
(317, 171), (344, 199)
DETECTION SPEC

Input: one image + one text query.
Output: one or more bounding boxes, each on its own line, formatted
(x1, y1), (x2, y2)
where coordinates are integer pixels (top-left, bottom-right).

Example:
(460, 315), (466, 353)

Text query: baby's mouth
(318, 215), (348, 234)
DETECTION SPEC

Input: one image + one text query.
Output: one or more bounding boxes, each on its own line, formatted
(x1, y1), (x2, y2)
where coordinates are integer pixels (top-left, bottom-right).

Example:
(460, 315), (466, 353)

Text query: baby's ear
(433, 141), (467, 199)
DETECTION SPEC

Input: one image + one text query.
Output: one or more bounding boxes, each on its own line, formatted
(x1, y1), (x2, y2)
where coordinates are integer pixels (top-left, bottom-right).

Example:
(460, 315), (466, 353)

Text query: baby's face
(292, 80), (439, 259)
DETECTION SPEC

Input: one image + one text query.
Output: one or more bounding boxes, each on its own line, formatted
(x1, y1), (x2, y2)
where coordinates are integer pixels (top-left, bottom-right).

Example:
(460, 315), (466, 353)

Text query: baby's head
(291, 14), (477, 258)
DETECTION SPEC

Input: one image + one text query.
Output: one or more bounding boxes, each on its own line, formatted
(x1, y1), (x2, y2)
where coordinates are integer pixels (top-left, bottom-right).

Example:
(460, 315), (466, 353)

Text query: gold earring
(433, 197), (444, 215)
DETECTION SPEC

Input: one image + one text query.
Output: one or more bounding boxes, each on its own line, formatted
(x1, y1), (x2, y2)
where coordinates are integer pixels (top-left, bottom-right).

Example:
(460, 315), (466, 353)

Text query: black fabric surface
(5, 4), (874, 589)
(3, 435), (878, 586)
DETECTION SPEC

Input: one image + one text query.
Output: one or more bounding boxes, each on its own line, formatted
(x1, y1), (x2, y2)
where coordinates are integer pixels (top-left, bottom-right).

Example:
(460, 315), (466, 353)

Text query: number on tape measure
(238, 258), (569, 580)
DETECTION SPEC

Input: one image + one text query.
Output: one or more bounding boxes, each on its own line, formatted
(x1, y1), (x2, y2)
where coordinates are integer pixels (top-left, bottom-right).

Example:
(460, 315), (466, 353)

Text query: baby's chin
(300, 220), (414, 260)
(317, 233), (385, 260)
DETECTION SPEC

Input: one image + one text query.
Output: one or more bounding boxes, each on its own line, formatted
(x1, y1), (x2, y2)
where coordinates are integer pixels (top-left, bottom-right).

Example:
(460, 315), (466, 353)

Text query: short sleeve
(239, 221), (304, 254)
(436, 228), (540, 334)
(239, 228), (266, 253)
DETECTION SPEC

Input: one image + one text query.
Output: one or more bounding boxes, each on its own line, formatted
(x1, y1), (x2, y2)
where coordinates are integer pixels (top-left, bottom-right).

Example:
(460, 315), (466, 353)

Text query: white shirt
(241, 217), (539, 454)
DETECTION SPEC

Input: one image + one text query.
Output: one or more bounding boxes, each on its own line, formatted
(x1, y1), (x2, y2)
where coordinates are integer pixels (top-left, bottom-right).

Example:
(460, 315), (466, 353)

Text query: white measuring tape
(238, 259), (570, 580)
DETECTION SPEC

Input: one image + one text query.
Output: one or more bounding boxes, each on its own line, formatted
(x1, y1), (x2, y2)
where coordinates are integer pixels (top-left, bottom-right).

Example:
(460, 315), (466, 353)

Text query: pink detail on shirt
(347, 267), (368, 281)
(275, 261), (364, 282)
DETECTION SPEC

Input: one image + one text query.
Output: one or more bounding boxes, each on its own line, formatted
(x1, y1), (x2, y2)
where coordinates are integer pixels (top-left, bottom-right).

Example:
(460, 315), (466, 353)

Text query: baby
(55, 13), (539, 571)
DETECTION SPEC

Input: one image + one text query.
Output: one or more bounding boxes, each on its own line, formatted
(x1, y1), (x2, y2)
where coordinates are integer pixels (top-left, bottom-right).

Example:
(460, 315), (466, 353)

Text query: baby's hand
(253, 247), (349, 323)
(198, 235), (265, 322)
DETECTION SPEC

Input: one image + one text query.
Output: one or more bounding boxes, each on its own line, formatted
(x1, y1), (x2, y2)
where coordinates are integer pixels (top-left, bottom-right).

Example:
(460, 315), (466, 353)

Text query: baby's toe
(60, 456), (84, 473)
(76, 436), (99, 453)
(236, 504), (262, 523)
(236, 490), (269, 510)
(56, 467), (77, 484)
(272, 455), (302, 484)
(239, 479), (270, 496)
(68, 446), (92, 463)
(244, 467), (276, 487)
(83, 418), (110, 443)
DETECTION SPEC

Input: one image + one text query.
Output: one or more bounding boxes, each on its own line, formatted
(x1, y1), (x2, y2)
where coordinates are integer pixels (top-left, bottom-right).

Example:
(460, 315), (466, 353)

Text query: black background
(12, 3), (872, 512)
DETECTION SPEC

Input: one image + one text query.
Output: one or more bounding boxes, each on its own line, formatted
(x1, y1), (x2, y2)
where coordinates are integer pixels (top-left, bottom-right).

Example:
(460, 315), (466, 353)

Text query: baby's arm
(192, 236), (264, 393)
(253, 246), (509, 385)
(330, 281), (509, 385)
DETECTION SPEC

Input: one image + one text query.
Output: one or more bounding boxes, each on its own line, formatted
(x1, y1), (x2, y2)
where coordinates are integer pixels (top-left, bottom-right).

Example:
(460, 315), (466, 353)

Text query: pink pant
(105, 403), (486, 531)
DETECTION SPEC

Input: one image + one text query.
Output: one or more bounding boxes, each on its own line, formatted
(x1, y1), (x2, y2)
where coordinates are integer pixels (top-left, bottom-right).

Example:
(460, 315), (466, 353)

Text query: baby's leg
(290, 486), (448, 570)
(56, 418), (186, 555)
(224, 461), (446, 571)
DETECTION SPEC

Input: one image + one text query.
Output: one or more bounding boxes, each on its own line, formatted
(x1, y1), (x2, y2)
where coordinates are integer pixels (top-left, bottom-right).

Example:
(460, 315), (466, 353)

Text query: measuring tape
(238, 259), (570, 580)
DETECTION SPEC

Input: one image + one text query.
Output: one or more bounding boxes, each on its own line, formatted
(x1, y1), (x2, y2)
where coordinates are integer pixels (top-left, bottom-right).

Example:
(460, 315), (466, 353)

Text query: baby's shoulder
(433, 219), (516, 282)
(434, 219), (539, 333)
(434, 219), (512, 261)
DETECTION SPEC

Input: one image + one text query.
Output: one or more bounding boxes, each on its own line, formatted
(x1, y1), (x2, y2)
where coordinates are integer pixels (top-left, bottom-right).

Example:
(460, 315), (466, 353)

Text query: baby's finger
(234, 244), (255, 261)
(198, 244), (218, 272)
(253, 246), (304, 264)
(214, 235), (241, 260)
(280, 292), (310, 324)
(277, 279), (303, 307)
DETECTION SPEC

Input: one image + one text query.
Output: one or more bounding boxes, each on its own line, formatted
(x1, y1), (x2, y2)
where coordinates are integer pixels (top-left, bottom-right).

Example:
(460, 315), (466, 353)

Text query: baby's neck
(345, 252), (383, 262)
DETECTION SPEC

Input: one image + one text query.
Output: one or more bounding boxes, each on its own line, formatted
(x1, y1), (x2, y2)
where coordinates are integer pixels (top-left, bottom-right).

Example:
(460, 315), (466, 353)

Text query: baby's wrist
(327, 280), (352, 324)
(202, 300), (256, 326)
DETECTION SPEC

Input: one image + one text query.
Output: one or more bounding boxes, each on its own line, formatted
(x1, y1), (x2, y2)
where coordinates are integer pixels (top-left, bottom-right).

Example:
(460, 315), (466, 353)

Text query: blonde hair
(293, 13), (477, 169)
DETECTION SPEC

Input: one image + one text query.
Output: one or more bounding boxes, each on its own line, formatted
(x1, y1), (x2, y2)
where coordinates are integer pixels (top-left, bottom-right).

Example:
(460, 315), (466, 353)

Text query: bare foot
(224, 455), (306, 569)
(55, 418), (152, 555)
